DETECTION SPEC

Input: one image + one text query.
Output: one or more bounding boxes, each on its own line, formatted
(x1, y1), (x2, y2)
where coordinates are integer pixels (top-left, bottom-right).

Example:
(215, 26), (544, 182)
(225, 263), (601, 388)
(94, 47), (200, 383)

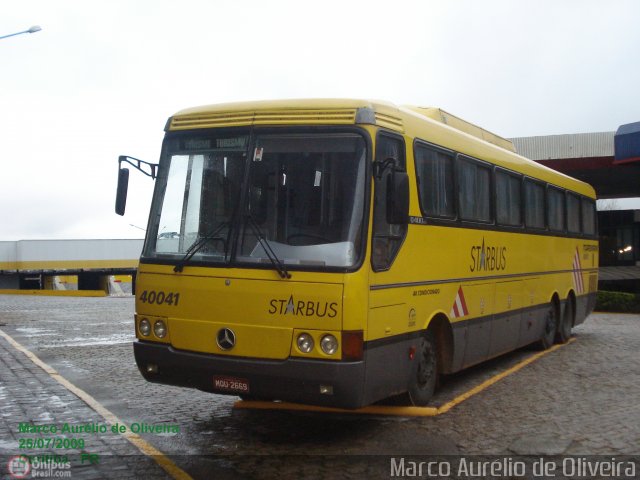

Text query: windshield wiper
(173, 222), (229, 273)
(245, 215), (291, 279)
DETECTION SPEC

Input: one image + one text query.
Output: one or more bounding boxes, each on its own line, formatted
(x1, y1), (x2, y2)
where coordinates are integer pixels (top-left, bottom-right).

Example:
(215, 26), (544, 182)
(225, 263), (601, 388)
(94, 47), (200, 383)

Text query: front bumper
(133, 341), (367, 409)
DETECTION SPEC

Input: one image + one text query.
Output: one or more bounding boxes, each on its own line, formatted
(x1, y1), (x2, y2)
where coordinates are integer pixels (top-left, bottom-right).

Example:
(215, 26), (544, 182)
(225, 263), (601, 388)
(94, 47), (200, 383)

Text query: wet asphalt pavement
(1, 295), (639, 479)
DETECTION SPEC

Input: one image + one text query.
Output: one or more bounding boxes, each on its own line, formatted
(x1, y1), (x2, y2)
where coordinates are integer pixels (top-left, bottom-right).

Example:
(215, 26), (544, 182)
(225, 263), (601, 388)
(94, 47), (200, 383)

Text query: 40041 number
(138, 290), (181, 306)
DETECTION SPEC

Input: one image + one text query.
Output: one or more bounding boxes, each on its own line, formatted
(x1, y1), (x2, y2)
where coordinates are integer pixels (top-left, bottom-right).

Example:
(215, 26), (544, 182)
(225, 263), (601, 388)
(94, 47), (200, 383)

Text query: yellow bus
(116, 99), (598, 408)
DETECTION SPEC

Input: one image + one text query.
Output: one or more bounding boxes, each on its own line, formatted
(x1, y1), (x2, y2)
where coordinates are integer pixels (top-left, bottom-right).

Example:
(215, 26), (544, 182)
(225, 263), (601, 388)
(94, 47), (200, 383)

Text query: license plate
(213, 375), (250, 393)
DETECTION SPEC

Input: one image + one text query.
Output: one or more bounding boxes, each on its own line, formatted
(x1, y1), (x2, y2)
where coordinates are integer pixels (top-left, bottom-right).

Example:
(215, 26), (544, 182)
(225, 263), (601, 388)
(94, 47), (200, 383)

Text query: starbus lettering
(470, 238), (507, 272)
(268, 295), (338, 318)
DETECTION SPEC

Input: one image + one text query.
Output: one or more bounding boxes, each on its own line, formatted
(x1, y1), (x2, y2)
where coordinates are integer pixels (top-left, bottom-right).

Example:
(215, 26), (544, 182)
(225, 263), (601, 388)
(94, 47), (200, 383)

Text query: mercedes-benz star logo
(216, 328), (236, 350)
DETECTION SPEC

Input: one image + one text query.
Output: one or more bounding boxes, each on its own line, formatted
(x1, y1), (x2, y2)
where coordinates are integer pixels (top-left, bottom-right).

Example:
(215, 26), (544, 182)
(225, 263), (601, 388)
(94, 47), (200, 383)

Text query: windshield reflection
(145, 131), (367, 270)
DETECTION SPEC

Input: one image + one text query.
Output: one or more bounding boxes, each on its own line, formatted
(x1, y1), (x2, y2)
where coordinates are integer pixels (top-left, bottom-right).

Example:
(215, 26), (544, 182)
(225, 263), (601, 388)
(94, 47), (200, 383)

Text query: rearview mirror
(386, 170), (409, 225)
(115, 168), (130, 216)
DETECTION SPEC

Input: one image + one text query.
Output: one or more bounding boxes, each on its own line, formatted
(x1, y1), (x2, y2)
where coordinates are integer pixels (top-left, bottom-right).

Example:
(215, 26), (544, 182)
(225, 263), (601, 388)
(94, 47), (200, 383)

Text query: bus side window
(496, 170), (522, 226)
(581, 198), (596, 235)
(524, 179), (545, 229)
(372, 134), (407, 271)
(414, 143), (455, 218)
(458, 156), (492, 223)
(548, 186), (565, 232)
(566, 192), (581, 233)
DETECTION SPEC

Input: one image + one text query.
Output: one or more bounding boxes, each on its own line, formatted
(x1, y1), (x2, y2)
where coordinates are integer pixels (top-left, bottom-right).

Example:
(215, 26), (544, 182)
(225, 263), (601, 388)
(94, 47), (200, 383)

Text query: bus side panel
(460, 283), (494, 369)
(361, 337), (415, 406)
(490, 281), (523, 357)
(575, 273), (598, 326)
(363, 302), (414, 403)
(449, 325), (467, 373)
(519, 278), (548, 347)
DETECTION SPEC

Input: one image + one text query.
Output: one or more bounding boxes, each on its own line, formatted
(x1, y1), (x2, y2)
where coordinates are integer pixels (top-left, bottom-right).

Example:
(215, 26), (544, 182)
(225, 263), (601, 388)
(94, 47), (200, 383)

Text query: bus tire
(556, 298), (573, 343)
(537, 301), (558, 350)
(407, 330), (438, 406)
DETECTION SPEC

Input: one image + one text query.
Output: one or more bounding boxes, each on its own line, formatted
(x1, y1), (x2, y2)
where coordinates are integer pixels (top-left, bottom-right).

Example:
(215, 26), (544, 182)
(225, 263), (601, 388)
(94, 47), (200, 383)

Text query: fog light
(320, 334), (338, 355)
(154, 320), (167, 338)
(320, 385), (333, 395)
(297, 333), (314, 353)
(139, 318), (151, 336)
(146, 364), (158, 374)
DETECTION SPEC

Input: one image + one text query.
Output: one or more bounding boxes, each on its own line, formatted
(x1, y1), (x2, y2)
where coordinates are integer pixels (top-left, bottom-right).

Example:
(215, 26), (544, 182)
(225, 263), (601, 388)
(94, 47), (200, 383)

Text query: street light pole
(0, 26), (42, 41)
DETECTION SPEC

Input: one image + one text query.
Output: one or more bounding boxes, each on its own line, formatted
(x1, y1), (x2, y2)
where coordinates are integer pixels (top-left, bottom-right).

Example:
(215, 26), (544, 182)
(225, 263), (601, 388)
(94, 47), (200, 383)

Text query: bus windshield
(145, 131), (367, 270)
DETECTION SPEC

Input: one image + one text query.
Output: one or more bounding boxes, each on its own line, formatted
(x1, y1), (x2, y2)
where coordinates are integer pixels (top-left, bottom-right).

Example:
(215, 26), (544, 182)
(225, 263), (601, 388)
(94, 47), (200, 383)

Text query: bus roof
(167, 98), (595, 198)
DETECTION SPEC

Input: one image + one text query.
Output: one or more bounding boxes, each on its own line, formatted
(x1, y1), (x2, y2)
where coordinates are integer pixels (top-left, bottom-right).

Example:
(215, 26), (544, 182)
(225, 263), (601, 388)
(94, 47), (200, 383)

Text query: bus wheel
(556, 299), (573, 343)
(407, 331), (438, 406)
(537, 302), (558, 350)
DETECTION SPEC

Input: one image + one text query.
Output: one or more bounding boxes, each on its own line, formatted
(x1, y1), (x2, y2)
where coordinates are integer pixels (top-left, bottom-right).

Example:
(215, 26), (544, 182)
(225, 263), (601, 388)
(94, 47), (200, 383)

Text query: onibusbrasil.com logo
(7, 455), (71, 478)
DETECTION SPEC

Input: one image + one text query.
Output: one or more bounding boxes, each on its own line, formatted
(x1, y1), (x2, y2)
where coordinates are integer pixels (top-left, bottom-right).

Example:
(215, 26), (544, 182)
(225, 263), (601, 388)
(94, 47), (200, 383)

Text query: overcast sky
(2, 0), (640, 240)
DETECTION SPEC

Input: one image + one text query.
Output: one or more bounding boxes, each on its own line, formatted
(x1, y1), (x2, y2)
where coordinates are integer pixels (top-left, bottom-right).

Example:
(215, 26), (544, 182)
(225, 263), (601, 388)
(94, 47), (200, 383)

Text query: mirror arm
(118, 155), (158, 180)
(374, 158), (397, 179)
(374, 157), (406, 179)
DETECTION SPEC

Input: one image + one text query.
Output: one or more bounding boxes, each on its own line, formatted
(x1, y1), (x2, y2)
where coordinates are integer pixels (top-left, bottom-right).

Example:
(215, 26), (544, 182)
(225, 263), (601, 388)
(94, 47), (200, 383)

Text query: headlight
(153, 320), (167, 338)
(297, 333), (314, 353)
(320, 334), (338, 355)
(139, 318), (151, 336)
